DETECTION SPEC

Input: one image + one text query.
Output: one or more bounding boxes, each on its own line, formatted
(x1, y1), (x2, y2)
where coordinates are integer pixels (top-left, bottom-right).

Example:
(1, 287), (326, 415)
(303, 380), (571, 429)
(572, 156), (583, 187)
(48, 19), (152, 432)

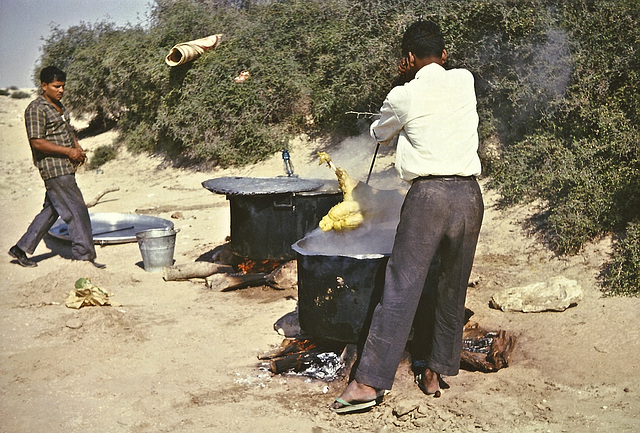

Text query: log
(486, 330), (518, 368)
(163, 262), (234, 281)
(258, 338), (320, 360)
(205, 272), (269, 291)
(265, 338), (347, 374)
(269, 350), (321, 374)
(86, 187), (120, 208)
(266, 260), (297, 290)
(460, 329), (518, 372)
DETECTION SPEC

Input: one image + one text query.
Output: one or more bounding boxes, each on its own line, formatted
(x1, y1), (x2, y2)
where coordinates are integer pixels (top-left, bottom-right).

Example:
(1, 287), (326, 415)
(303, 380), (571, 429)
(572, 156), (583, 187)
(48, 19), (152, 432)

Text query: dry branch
(86, 187), (120, 208)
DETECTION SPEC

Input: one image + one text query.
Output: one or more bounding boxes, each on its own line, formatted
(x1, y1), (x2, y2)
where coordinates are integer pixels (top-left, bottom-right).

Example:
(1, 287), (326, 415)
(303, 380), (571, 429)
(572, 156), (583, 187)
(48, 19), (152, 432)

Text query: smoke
(294, 182), (405, 257)
(290, 125), (411, 257)
(307, 131), (405, 190)
(471, 22), (575, 148)
(530, 28), (573, 102)
(294, 224), (397, 258)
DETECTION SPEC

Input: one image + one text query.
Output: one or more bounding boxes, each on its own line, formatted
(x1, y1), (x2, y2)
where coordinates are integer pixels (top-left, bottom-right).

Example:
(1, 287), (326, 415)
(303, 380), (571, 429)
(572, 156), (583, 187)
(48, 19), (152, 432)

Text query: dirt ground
(1, 92), (638, 433)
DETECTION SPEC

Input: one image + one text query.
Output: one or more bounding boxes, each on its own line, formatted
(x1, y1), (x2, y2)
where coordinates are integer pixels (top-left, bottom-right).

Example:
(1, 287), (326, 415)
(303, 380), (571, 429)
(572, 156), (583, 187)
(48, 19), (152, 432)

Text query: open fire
(258, 337), (356, 381)
(260, 310), (517, 381)
(236, 258), (283, 274)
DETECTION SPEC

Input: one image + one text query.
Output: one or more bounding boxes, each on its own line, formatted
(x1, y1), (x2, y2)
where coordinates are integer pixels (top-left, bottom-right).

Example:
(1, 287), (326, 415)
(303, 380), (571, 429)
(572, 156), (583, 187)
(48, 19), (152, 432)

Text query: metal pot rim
(291, 238), (389, 260)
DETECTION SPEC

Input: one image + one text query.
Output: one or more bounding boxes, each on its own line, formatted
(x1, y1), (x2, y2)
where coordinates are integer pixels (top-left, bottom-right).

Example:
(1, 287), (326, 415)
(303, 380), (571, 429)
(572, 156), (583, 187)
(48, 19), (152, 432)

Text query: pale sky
(0, 0), (151, 88)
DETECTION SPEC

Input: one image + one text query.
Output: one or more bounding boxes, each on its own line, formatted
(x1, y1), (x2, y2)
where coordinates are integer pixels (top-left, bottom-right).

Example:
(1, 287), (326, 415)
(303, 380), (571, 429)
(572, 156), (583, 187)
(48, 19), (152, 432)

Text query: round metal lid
(49, 213), (174, 245)
(202, 176), (328, 196)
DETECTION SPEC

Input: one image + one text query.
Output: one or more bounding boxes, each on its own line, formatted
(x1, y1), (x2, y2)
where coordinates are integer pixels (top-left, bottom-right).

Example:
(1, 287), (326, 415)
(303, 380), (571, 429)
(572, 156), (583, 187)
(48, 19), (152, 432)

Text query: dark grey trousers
(354, 176), (484, 390)
(17, 174), (96, 261)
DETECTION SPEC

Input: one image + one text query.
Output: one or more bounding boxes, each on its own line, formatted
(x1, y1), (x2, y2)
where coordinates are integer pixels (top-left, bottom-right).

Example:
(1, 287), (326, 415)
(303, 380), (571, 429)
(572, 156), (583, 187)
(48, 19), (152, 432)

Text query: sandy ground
(0, 91), (638, 433)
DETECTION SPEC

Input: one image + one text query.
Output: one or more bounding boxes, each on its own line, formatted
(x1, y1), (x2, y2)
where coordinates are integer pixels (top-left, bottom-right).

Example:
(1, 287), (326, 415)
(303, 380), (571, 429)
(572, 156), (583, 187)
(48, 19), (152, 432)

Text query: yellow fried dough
(317, 152), (364, 232)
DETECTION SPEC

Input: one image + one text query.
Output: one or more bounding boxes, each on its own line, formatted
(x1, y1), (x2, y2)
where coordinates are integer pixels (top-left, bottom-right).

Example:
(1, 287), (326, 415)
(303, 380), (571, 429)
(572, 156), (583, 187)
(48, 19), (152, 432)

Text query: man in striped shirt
(9, 66), (105, 269)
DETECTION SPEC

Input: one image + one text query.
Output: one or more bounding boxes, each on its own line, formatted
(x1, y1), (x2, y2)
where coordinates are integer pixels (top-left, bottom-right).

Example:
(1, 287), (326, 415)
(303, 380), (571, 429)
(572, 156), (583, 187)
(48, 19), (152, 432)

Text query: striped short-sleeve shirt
(25, 95), (76, 181)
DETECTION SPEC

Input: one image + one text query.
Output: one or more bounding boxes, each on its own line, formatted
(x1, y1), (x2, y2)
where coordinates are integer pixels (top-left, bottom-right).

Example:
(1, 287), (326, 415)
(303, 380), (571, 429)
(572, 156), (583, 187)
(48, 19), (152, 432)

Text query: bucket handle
(136, 227), (180, 239)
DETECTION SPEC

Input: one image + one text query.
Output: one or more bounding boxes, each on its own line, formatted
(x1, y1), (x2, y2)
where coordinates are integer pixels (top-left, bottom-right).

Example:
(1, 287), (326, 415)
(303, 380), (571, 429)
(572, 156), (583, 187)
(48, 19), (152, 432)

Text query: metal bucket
(136, 228), (179, 272)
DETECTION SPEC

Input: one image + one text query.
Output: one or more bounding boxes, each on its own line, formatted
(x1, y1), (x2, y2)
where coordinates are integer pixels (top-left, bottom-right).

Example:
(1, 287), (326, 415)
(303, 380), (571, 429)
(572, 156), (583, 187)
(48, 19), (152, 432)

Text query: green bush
(36, 0), (639, 294)
(10, 90), (31, 99)
(487, 0), (640, 294)
(88, 145), (118, 169)
(602, 221), (640, 297)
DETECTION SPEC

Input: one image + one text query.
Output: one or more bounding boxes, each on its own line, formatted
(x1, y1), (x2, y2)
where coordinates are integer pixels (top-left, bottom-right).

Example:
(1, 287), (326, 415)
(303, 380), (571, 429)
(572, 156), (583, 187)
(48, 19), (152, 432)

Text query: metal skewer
(366, 142), (380, 185)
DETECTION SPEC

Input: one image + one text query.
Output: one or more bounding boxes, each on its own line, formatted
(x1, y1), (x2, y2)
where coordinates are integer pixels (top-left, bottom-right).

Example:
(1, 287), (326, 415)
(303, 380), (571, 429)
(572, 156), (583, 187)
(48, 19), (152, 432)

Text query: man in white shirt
(331, 20), (484, 413)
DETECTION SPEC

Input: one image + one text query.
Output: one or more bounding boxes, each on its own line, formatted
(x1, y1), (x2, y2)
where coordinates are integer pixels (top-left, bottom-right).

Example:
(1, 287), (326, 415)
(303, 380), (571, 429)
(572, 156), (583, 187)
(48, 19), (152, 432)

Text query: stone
(490, 276), (582, 312)
(65, 318), (83, 329)
(393, 401), (419, 417)
(273, 309), (302, 337)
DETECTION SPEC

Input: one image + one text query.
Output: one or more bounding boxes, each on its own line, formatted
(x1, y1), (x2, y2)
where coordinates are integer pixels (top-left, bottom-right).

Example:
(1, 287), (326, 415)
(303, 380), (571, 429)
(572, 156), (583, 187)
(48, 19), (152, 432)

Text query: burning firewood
(460, 323), (518, 372)
(268, 351), (323, 375)
(258, 338), (319, 360)
(203, 260), (297, 291)
(162, 261), (234, 281)
(236, 258), (282, 274)
(259, 337), (346, 376)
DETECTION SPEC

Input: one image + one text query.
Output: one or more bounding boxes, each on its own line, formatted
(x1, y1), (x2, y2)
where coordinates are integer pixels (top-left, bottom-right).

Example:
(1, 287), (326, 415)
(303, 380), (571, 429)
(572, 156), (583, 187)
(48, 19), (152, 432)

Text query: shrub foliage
(36, 0), (639, 295)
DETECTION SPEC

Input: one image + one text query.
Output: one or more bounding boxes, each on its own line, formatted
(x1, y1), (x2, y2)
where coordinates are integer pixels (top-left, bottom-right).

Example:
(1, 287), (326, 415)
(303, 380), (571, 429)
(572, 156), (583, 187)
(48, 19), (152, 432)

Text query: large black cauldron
(203, 177), (342, 260)
(292, 227), (396, 343)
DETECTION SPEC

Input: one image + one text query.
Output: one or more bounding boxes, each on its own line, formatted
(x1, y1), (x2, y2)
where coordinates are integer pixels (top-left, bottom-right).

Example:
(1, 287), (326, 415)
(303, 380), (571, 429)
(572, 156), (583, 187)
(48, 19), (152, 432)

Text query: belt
(413, 175), (476, 182)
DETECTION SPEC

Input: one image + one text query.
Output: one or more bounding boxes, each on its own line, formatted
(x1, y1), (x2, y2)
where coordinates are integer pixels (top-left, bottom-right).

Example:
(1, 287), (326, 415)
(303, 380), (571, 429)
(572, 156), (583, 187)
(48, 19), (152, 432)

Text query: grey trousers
(354, 176), (484, 390)
(17, 174), (96, 261)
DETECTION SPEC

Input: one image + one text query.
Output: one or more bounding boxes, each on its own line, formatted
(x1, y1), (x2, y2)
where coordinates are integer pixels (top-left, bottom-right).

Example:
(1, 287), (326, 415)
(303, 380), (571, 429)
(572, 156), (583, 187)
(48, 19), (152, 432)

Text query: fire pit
(202, 176), (341, 260)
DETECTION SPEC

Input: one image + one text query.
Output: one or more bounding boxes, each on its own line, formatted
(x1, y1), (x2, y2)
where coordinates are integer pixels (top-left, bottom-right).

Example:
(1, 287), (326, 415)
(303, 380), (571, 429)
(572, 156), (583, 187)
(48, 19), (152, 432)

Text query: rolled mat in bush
(165, 34), (223, 67)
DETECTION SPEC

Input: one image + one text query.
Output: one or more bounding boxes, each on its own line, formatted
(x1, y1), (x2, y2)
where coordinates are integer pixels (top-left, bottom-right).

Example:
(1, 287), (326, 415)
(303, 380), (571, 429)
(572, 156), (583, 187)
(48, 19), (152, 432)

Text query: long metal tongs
(366, 142), (381, 185)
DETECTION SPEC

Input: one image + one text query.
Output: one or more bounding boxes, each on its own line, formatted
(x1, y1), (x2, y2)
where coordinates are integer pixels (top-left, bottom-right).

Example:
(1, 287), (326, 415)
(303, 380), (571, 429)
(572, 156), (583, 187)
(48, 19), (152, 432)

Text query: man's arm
(30, 138), (86, 163)
(370, 89), (405, 146)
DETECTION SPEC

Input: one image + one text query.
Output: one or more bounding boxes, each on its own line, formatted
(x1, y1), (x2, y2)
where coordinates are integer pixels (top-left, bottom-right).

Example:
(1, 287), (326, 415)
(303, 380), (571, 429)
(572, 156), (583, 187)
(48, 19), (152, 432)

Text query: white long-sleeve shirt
(370, 63), (481, 181)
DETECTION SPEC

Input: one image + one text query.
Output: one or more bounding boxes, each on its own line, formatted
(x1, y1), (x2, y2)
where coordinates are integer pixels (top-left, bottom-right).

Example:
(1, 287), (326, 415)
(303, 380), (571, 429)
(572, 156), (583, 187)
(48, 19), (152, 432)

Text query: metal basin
(49, 213), (174, 245)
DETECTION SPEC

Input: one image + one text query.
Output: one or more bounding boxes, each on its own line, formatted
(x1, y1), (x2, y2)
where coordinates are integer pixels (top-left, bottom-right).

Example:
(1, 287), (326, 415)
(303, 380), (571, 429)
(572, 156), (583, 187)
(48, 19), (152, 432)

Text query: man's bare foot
(417, 368), (441, 397)
(329, 380), (384, 413)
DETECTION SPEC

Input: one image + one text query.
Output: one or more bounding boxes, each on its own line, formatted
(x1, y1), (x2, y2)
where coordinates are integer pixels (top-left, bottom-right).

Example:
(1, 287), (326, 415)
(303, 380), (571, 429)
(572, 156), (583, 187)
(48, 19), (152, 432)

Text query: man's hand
(397, 55), (417, 83)
(398, 56), (410, 76)
(67, 147), (86, 164)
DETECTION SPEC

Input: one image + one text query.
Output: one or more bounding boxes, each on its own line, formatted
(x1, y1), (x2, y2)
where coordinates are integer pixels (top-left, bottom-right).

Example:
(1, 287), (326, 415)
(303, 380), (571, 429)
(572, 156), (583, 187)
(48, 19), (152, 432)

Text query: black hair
(40, 66), (66, 84)
(401, 20), (445, 58)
